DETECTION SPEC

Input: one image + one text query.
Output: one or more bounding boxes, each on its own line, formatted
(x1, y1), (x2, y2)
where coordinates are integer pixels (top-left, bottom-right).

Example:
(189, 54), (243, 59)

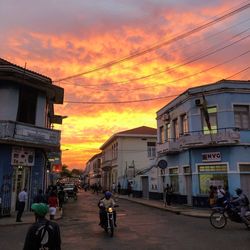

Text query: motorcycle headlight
(108, 207), (113, 213)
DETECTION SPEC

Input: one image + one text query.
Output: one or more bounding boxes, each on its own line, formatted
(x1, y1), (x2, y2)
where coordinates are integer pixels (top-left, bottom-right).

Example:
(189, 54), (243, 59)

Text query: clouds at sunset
(1, 0), (249, 168)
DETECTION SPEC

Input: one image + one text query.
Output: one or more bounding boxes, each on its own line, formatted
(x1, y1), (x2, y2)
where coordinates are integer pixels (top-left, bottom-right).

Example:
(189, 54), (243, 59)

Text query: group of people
(208, 185), (230, 207)
(209, 185), (250, 228)
(16, 185), (65, 223)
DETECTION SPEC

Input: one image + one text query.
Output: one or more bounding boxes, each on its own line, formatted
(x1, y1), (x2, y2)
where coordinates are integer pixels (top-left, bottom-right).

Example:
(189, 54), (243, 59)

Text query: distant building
(0, 58), (64, 216)
(100, 126), (157, 197)
(156, 80), (250, 207)
(88, 153), (102, 186)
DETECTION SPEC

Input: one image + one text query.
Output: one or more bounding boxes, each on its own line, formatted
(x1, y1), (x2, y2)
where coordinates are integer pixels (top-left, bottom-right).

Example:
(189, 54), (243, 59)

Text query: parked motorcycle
(210, 200), (250, 229)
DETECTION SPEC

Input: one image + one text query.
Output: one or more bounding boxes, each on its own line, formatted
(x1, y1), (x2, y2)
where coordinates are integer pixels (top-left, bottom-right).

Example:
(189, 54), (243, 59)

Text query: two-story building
(156, 79), (250, 207)
(100, 126), (157, 198)
(87, 153), (102, 187)
(0, 58), (64, 216)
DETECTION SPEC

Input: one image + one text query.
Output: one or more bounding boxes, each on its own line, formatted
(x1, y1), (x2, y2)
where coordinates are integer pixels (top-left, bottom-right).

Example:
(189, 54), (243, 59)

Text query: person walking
(165, 184), (173, 206)
(117, 182), (121, 194)
(57, 187), (65, 211)
(48, 191), (58, 220)
(23, 203), (61, 250)
(16, 188), (28, 222)
(33, 189), (46, 203)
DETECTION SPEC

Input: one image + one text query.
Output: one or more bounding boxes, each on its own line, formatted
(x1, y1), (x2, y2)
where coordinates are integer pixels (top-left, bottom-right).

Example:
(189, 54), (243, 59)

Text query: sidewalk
(118, 195), (211, 218)
(0, 208), (63, 227)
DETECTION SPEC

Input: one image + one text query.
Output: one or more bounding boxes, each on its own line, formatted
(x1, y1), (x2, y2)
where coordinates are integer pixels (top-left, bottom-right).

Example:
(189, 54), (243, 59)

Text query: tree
(61, 164), (72, 177)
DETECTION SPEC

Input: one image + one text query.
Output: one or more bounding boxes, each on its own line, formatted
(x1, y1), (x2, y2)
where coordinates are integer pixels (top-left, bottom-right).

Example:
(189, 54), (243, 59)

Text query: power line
(60, 30), (249, 92)
(53, 2), (250, 83)
(63, 51), (249, 105)
(225, 66), (250, 79)
(59, 19), (250, 91)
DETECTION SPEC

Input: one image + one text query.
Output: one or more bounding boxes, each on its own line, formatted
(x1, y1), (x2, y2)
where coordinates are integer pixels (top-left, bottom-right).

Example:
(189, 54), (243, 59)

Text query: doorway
(11, 166), (31, 212)
(141, 176), (149, 199)
(185, 175), (192, 205)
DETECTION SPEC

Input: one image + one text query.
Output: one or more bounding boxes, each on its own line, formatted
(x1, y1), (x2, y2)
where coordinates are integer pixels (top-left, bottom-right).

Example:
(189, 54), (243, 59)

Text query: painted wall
(35, 93), (47, 127)
(0, 84), (19, 121)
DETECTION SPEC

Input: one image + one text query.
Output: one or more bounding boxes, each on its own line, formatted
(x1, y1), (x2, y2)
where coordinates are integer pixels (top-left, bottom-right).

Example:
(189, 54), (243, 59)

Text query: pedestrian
(33, 189), (46, 203)
(57, 187), (65, 211)
(48, 191), (58, 220)
(23, 203), (61, 250)
(217, 185), (226, 207)
(165, 184), (173, 206)
(208, 185), (216, 207)
(112, 182), (116, 193)
(16, 187), (28, 222)
(127, 181), (132, 197)
(117, 182), (121, 194)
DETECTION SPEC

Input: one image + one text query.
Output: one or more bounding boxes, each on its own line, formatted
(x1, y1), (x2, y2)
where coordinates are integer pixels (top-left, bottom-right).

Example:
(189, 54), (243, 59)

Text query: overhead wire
(59, 19), (250, 92)
(64, 50), (249, 105)
(53, 2), (250, 83)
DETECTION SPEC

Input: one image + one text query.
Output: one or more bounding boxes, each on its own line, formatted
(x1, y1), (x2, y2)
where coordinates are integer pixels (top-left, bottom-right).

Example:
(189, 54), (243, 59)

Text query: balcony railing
(157, 128), (240, 154)
(0, 120), (61, 149)
(180, 128), (240, 148)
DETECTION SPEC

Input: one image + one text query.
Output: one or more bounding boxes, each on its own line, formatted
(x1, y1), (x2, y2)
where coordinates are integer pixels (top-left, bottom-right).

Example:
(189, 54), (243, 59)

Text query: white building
(100, 126), (157, 197)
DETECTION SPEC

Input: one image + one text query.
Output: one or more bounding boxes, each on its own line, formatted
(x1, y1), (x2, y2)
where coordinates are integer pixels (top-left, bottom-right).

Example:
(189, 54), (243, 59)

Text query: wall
(35, 93), (46, 127)
(0, 84), (19, 121)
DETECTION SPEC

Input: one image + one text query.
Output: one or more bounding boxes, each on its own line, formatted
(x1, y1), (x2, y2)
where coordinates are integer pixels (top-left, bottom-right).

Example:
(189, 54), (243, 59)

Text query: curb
(118, 196), (210, 219)
(0, 209), (63, 227)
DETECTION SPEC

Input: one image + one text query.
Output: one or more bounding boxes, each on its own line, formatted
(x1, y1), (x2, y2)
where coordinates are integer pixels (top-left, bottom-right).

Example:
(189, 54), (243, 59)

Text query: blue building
(0, 58), (64, 216)
(156, 80), (250, 207)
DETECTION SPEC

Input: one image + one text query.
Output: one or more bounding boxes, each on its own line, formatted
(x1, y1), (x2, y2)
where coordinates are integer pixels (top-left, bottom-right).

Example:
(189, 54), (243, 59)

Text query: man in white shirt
(16, 187), (28, 222)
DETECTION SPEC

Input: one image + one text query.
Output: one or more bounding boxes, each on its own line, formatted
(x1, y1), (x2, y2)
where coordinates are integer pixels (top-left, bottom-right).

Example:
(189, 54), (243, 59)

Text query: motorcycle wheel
(210, 211), (227, 229)
(108, 226), (114, 237)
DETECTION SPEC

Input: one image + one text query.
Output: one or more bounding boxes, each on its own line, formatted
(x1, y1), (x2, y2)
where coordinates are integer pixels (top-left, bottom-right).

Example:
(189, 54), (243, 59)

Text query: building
(100, 126), (157, 197)
(156, 79), (250, 207)
(87, 153), (102, 187)
(0, 58), (64, 216)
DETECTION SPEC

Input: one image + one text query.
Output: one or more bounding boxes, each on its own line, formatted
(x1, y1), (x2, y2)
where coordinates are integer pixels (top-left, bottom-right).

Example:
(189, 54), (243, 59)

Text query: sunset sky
(0, 1), (249, 169)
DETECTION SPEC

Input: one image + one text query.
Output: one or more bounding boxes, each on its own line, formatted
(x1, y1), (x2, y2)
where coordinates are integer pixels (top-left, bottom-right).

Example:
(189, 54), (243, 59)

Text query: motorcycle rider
(99, 191), (117, 227)
(231, 188), (250, 228)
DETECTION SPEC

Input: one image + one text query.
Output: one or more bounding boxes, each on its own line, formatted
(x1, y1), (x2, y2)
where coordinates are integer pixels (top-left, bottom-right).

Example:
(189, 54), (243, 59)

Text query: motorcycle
(99, 204), (118, 237)
(210, 200), (250, 229)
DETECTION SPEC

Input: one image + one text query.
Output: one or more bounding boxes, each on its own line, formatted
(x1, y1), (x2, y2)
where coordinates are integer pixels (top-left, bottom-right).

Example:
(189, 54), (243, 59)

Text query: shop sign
(202, 152), (221, 162)
(11, 147), (35, 166)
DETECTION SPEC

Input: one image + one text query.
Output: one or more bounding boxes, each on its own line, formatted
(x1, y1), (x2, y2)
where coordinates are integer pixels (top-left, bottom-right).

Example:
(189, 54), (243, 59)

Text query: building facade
(0, 58), (64, 216)
(100, 126), (157, 197)
(156, 80), (250, 207)
(88, 153), (102, 187)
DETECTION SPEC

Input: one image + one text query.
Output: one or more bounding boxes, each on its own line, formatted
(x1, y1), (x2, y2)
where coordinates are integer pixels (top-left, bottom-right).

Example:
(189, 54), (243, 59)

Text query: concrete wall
(0, 85), (19, 121)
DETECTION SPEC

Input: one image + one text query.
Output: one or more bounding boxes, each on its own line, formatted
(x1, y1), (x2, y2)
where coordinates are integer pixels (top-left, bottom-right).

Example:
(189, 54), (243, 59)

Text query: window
(202, 106), (217, 134)
(198, 164), (228, 195)
(234, 105), (250, 130)
(165, 123), (171, 141)
(169, 168), (179, 192)
(17, 86), (37, 125)
(239, 164), (250, 172)
(173, 119), (179, 140)
(183, 166), (191, 174)
(147, 142), (156, 158)
(180, 114), (189, 135)
(159, 126), (164, 143)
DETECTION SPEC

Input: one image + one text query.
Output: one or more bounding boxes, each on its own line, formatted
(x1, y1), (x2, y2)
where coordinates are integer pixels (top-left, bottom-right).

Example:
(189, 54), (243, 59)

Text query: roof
(100, 126), (157, 150)
(117, 126), (157, 136)
(157, 79), (250, 115)
(0, 58), (64, 104)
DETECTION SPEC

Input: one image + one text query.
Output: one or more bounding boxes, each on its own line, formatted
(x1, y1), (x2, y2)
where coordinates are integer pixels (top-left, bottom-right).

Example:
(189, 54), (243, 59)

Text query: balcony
(157, 140), (181, 155)
(0, 120), (60, 150)
(179, 128), (240, 148)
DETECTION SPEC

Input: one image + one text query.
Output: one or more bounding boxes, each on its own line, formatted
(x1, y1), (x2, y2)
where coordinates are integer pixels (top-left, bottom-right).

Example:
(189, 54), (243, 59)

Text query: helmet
(235, 188), (242, 195)
(105, 191), (112, 199)
(31, 203), (49, 217)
